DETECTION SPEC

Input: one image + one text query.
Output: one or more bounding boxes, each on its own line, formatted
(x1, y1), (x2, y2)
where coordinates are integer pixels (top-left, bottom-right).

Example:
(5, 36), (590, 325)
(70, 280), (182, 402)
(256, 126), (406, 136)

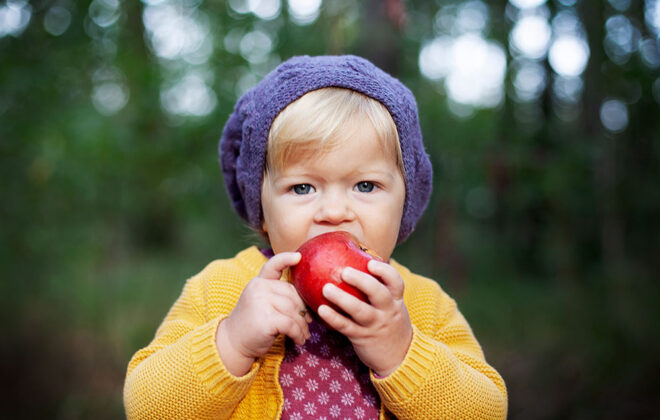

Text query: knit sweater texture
(124, 247), (508, 419)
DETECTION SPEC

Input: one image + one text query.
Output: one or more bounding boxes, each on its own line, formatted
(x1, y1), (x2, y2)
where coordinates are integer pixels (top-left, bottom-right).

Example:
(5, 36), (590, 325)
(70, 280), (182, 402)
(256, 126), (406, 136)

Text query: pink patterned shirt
(278, 319), (381, 420)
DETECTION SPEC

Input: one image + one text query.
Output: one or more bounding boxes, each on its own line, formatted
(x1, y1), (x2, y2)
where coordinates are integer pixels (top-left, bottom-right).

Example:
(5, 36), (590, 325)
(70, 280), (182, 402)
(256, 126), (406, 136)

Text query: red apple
(290, 231), (383, 318)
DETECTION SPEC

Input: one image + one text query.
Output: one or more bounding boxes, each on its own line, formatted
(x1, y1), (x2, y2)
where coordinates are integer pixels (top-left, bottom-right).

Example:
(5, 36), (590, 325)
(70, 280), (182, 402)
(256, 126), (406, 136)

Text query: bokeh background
(2, 0), (660, 418)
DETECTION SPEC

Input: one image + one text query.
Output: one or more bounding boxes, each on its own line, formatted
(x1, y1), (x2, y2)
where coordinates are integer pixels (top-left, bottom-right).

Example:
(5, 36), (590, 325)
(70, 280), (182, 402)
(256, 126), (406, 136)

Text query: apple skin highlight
(291, 231), (383, 319)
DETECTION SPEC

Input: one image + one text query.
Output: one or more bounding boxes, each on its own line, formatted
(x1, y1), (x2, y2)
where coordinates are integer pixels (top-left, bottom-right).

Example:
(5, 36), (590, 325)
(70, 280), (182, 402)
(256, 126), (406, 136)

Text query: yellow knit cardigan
(124, 247), (507, 419)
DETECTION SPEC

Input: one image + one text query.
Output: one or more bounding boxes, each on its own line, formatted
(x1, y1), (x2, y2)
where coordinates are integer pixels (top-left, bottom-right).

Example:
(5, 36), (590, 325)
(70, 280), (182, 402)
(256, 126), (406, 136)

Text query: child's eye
(355, 181), (376, 193)
(292, 184), (315, 195)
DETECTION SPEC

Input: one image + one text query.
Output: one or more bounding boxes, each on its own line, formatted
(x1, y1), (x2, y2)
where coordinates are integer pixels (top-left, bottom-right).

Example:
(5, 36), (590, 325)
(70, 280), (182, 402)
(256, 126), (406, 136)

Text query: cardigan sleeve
(371, 267), (508, 419)
(123, 265), (259, 419)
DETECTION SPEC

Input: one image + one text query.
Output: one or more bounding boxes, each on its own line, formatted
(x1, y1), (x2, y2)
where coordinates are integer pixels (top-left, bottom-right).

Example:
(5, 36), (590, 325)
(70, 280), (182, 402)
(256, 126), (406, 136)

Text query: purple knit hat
(219, 55), (432, 244)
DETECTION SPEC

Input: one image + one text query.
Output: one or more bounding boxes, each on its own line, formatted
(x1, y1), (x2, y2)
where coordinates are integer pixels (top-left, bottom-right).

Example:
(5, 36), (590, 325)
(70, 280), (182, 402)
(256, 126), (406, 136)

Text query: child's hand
(318, 260), (413, 377)
(216, 252), (312, 376)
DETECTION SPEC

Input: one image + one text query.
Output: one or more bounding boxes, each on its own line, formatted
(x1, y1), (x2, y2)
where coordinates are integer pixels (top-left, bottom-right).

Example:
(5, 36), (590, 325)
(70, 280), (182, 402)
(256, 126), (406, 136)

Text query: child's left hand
(318, 260), (413, 377)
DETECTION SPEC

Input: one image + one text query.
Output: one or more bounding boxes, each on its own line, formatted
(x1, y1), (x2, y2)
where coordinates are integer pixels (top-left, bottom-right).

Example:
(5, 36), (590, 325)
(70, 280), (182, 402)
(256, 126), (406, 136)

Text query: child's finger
(321, 283), (374, 327)
(270, 291), (308, 321)
(317, 303), (357, 336)
(259, 252), (301, 280)
(340, 266), (392, 310)
(271, 311), (310, 346)
(264, 285), (311, 336)
(267, 279), (310, 316)
(367, 260), (405, 299)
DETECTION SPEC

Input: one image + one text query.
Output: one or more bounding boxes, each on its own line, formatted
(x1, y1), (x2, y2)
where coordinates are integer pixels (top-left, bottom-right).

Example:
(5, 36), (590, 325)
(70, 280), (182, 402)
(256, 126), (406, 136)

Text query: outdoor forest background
(2, 0), (660, 418)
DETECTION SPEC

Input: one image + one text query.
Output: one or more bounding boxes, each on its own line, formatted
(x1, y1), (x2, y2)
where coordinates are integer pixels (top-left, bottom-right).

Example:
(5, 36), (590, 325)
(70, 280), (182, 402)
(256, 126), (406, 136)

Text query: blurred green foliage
(2, 0), (660, 418)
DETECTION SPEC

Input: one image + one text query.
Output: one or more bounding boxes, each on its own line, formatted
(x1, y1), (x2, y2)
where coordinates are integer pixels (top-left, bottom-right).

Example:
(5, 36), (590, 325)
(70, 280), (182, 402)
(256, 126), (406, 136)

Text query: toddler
(124, 55), (507, 419)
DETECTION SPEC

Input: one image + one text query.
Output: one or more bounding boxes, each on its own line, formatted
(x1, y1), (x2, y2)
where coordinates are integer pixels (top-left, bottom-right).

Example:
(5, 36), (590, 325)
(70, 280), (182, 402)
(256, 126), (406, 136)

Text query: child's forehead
(278, 131), (396, 169)
(266, 89), (403, 177)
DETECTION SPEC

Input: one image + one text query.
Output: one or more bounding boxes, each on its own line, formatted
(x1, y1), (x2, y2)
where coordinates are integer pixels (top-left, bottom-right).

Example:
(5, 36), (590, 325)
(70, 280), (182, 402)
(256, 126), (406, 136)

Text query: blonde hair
(265, 87), (404, 175)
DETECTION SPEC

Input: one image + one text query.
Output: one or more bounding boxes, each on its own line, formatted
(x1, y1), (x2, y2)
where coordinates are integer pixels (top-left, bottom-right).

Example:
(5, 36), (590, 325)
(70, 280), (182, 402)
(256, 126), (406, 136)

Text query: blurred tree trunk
(579, 1), (626, 273)
(355, 0), (406, 75)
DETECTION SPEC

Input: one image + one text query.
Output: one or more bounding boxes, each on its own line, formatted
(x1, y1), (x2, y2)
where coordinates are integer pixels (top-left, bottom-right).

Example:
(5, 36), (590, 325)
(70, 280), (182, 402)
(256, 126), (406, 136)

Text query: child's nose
(315, 189), (354, 225)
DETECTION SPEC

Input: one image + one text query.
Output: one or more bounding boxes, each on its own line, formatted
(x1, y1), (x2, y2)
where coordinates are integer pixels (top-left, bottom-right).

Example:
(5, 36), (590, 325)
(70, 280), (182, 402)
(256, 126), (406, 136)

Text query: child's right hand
(216, 252), (312, 377)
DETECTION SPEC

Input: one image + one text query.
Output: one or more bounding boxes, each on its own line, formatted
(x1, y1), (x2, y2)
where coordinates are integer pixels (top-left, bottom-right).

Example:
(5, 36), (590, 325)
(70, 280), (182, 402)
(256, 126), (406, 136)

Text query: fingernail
(317, 305), (330, 317)
(322, 283), (335, 296)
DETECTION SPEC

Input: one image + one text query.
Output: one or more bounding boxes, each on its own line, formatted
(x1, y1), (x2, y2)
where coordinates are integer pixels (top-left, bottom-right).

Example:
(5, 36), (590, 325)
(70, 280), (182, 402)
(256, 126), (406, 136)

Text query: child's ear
(262, 221), (268, 233)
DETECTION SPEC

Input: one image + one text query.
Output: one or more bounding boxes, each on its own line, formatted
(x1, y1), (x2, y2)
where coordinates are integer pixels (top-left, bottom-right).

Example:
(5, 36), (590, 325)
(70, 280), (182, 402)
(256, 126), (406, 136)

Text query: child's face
(261, 121), (405, 261)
